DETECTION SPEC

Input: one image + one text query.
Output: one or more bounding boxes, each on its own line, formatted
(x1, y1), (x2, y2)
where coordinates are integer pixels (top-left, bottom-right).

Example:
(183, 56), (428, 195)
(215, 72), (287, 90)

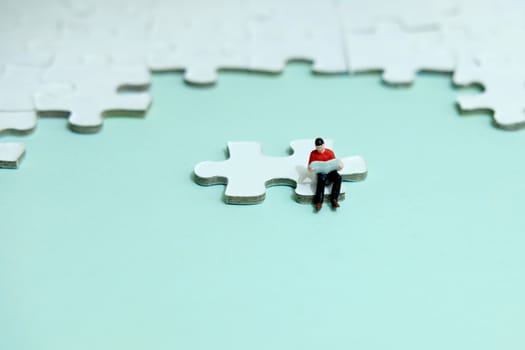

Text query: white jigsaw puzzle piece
(248, 0), (347, 73)
(295, 155), (367, 203)
(0, 142), (25, 169)
(30, 0), (156, 67)
(309, 159), (342, 174)
(345, 22), (455, 84)
(0, 112), (37, 133)
(194, 139), (367, 204)
(337, 0), (460, 33)
(148, 0), (251, 85)
(0, 65), (73, 133)
(35, 58), (152, 132)
(454, 55), (525, 129)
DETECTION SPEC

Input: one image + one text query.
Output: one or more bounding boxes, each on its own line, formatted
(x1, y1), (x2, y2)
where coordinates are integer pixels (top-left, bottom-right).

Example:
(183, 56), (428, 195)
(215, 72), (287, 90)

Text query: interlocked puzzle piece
(454, 55), (525, 129)
(0, 1), (55, 72)
(0, 66), (41, 134)
(29, 0), (156, 67)
(309, 159), (342, 174)
(35, 58), (152, 133)
(337, 0), (460, 33)
(0, 143), (25, 169)
(248, 0), (346, 74)
(345, 22), (455, 85)
(194, 139), (367, 204)
(148, 0), (251, 85)
(0, 65), (72, 132)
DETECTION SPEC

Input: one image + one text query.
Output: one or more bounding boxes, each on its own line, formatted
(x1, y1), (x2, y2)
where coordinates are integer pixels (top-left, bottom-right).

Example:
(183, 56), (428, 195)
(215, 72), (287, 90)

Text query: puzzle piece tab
(148, 0), (251, 85)
(0, 65), (73, 131)
(454, 56), (525, 129)
(35, 58), (152, 133)
(194, 139), (367, 204)
(345, 22), (455, 85)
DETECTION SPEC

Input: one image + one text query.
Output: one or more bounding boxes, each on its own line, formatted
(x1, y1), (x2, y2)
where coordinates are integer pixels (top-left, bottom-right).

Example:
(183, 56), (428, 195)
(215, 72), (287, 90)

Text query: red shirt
(308, 148), (336, 164)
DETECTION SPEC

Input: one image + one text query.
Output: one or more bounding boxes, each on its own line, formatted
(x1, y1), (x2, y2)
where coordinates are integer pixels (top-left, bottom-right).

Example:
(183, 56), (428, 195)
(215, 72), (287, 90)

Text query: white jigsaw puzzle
(1, 0), (525, 169)
(194, 139), (367, 204)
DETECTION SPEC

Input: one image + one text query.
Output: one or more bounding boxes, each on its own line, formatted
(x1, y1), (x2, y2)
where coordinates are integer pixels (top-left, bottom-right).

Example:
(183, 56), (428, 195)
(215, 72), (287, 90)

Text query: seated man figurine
(307, 137), (343, 211)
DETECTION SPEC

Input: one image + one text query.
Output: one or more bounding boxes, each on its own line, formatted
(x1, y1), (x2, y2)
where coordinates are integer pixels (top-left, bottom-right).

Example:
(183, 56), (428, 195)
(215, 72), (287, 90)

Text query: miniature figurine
(308, 137), (343, 211)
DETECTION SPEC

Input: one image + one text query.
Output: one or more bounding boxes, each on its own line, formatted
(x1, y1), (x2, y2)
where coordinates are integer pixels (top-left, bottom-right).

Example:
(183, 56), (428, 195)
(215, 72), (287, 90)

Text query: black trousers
(314, 170), (342, 204)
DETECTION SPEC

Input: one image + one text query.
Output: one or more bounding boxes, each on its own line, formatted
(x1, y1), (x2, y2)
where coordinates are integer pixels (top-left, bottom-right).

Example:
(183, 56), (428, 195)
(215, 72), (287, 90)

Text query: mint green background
(1, 64), (524, 349)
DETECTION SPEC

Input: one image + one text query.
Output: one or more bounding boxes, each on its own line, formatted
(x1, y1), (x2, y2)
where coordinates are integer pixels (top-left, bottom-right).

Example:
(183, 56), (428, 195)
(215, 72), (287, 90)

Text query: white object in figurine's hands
(310, 159), (342, 174)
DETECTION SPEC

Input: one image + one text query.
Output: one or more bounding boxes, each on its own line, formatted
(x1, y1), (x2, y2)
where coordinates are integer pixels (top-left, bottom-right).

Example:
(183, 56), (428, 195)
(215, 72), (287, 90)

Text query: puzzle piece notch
(35, 58), (152, 133)
(0, 142), (25, 169)
(194, 139), (367, 204)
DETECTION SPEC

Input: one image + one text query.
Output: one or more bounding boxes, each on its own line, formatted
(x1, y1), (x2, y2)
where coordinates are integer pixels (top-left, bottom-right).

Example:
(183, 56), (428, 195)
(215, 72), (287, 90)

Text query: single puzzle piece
(35, 58), (152, 133)
(194, 139), (367, 204)
(345, 21), (455, 84)
(454, 56), (525, 129)
(0, 142), (25, 169)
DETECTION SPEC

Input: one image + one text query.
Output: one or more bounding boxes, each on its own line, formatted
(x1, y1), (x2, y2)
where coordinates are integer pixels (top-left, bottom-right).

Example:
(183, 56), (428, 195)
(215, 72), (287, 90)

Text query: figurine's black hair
(315, 137), (324, 146)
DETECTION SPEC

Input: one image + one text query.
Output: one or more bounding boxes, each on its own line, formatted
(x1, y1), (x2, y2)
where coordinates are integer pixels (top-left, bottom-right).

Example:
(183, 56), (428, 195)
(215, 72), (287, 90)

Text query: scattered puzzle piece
(194, 139), (367, 204)
(0, 142), (25, 169)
